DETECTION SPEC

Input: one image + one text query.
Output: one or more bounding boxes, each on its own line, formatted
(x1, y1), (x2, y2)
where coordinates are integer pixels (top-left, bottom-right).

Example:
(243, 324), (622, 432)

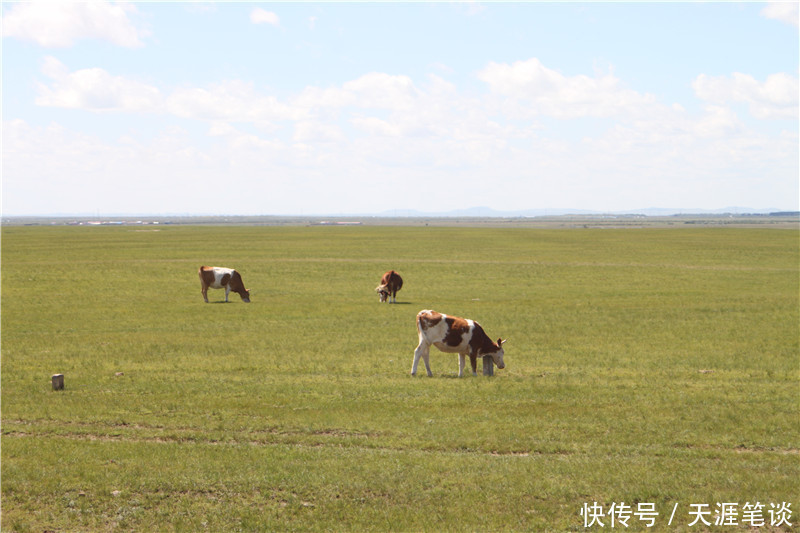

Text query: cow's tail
(416, 310), (433, 334)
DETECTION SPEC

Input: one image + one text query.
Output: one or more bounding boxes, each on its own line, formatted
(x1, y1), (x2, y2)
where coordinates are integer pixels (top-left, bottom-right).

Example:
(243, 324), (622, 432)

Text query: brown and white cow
(375, 270), (403, 303)
(412, 309), (506, 377)
(198, 266), (250, 303)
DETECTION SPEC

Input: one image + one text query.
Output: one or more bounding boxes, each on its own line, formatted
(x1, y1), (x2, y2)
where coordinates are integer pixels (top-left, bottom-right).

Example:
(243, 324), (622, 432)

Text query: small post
(482, 357), (494, 377)
(52, 374), (65, 390)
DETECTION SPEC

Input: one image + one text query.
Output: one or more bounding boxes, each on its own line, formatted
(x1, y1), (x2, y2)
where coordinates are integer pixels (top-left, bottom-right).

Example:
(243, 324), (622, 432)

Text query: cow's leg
(469, 354), (478, 376)
(421, 349), (432, 377)
(201, 284), (209, 303)
(411, 342), (424, 375)
(412, 342), (432, 377)
(458, 354), (466, 377)
(224, 286), (230, 302)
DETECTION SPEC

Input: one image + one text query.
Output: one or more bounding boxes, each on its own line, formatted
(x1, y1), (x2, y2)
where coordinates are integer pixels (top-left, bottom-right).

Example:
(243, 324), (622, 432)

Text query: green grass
(2, 224), (798, 532)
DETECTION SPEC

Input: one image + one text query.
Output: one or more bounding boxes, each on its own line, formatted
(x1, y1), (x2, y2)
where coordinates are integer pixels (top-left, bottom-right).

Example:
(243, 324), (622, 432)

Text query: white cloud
(760, 2), (799, 28)
(350, 116), (402, 137)
(294, 73), (422, 112)
(207, 122), (239, 137)
(693, 105), (743, 138)
(2, 119), (234, 215)
(293, 121), (345, 143)
(344, 73), (420, 109)
(1, 0), (148, 48)
(21, 55), (798, 215)
(36, 57), (162, 111)
(35, 59), (305, 122)
(477, 58), (656, 119)
(250, 8), (280, 27)
(166, 80), (303, 122)
(5, 95), (797, 216)
(693, 72), (799, 119)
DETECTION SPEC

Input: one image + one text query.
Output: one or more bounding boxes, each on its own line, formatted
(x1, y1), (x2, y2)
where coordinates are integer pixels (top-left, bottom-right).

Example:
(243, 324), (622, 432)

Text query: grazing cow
(412, 309), (506, 377)
(198, 266), (250, 303)
(375, 270), (403, 303)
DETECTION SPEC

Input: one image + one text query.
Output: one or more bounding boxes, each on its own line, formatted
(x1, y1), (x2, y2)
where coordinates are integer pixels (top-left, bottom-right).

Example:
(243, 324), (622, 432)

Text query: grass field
(2, 224), (798, 532)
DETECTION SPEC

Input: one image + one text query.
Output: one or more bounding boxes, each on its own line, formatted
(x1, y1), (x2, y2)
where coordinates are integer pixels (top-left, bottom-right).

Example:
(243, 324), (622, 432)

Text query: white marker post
(482, 357), (494, 377)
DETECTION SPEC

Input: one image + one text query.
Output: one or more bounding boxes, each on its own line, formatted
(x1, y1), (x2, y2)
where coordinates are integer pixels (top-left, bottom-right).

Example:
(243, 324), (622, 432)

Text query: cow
(412, 309), (506, 377)
(198, 266), (250, 303)
(375, 270), (403, 303)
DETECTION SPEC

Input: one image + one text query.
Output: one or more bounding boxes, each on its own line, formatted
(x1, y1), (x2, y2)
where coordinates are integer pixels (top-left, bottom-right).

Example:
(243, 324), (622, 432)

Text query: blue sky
(2, 1), (798, 216)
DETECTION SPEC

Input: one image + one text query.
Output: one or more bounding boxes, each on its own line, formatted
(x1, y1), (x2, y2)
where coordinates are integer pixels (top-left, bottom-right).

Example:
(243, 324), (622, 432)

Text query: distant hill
(377, 206), (788, 218)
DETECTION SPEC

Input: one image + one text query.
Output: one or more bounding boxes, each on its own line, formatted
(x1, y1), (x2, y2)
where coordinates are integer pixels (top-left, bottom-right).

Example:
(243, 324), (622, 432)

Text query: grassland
(2, 224), (798, 532)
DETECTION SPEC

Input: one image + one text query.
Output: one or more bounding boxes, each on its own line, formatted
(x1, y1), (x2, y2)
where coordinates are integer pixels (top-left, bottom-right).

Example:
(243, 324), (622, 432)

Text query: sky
(2, 1), (798, 216)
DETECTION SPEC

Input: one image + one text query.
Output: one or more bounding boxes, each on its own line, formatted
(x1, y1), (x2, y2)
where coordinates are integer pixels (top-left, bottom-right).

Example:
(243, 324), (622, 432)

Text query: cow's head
(375, 284), (389, 302)
(240, 289), (251, 303)
(489, 338), (506, 369)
